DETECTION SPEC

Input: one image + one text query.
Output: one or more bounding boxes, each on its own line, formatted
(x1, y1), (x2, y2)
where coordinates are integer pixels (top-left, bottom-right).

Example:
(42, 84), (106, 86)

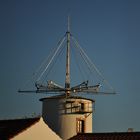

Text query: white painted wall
(60, 113), (92, 140)
(12, 118), (61, 140)
(40, 96), (94, 140)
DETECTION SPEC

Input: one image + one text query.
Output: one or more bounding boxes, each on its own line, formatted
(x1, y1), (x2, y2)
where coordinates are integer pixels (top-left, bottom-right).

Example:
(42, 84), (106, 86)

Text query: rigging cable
(37, 35), (66, 81)
(71, 38), (90, 81)
(72, 38), (96, 83)
(72, 36), (95, 77)
(42, 39), (66, 83)
(72, 36), (115, 91)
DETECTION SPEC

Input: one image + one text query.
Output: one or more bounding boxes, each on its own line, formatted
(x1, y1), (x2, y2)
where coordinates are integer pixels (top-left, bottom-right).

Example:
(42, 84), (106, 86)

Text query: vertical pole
(65, 16), (71, 97)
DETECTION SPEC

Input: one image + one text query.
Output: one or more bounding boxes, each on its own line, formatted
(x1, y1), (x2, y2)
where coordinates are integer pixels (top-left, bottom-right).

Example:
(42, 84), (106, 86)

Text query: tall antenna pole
(65, 16), (71, 97)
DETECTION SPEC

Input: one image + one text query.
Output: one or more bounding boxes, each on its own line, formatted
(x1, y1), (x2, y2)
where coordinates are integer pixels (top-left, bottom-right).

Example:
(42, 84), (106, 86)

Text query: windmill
(18, 17), (116, 140)
(18, 17), (115, 97)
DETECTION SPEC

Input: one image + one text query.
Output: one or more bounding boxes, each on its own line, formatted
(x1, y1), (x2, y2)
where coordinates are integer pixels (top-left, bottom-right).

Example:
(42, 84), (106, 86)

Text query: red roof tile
(69, 132), (140, 140)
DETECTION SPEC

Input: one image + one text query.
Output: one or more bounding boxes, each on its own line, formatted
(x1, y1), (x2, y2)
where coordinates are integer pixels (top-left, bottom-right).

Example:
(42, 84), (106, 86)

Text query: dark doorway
(77, 119), (85, 133)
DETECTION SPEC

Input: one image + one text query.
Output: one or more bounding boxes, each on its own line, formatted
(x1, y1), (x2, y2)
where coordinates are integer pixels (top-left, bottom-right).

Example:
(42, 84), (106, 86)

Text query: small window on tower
(76, 118), (85, 133)
(81, 103), (85, 111)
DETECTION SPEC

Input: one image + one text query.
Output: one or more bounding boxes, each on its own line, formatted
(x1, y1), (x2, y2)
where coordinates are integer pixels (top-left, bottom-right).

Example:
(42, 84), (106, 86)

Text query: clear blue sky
(0, 0), (140, 132)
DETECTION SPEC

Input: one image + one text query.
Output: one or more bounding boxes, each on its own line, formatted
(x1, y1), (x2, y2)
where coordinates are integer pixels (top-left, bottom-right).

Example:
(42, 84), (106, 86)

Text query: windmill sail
(18, 17), (116, 97)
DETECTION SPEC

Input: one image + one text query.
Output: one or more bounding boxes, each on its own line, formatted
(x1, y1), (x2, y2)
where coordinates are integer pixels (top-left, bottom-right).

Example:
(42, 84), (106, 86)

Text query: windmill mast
(65, 16), (71, 96)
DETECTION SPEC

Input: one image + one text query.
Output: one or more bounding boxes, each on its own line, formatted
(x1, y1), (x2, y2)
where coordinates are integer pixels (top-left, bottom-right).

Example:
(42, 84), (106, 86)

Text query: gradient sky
(0, 0), (140, 133)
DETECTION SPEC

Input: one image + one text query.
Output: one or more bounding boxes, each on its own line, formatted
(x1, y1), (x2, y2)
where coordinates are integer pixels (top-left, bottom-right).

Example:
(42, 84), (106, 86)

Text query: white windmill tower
(19, 17), (116, 140)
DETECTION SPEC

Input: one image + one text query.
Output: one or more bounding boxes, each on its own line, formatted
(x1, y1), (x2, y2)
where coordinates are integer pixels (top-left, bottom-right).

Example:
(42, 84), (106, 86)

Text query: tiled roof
(69, 132), (140, 140)
(0, 117), (40, 140)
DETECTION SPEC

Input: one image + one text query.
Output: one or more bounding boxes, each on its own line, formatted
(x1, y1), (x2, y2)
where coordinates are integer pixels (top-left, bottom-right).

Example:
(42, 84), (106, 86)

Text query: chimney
(127, 128), (134, 132)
